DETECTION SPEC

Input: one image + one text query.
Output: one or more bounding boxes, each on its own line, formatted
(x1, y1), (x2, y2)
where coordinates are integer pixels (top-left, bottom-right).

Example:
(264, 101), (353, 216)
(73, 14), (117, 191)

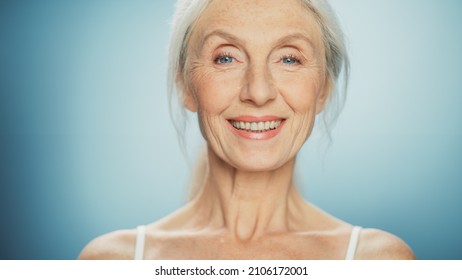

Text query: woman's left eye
(281, 56), (299, 65)
(215, 55), (234, 64)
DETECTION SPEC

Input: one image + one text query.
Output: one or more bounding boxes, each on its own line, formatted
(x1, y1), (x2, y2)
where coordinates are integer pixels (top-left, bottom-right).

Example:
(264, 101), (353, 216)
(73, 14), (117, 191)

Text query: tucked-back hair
(167, 0), (350, 152)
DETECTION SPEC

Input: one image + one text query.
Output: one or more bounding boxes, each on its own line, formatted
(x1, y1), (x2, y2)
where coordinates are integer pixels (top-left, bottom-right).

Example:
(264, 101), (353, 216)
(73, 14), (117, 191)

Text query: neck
(191, 146), (306, 242)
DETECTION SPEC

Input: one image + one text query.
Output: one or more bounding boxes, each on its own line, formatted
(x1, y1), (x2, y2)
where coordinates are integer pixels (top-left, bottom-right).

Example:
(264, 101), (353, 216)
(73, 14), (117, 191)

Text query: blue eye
(282, 56), (298, 65)
(216, 56), (234, 64)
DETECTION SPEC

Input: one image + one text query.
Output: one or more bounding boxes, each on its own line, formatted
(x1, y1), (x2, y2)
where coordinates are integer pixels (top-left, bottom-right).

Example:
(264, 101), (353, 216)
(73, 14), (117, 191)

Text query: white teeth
(270, 121), (275, 129)
(230, 120), (283, 132)
(257, 122), (264, 130)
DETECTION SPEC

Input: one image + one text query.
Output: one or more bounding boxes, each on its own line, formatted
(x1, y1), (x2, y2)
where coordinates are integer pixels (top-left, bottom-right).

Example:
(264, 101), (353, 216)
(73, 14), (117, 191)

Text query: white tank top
(133, 225), (362, 260)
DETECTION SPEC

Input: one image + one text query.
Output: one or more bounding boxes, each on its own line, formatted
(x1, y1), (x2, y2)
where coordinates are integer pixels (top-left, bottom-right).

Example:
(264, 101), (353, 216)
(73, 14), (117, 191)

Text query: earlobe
(182, 83), (198, 112)
(184, 89), (198, 112)
(177, 73), (198, 112)
(315, 78), (332, 115)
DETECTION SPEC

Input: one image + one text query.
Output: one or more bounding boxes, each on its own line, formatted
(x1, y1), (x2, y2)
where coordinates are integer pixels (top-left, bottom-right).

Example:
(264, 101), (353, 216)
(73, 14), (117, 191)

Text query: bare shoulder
(78, 229), (137, 260)
(355, 228), (415, 260)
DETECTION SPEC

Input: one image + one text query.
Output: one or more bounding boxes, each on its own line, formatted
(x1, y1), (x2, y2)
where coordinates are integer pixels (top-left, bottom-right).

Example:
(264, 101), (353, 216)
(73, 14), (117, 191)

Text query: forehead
(191, 0), (323, 47)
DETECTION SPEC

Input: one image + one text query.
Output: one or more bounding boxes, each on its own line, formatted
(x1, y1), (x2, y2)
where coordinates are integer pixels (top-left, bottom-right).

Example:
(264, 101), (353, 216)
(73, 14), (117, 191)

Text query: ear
(184, 89), (198, 112)
(315, 77), (332, 115)
(177, 74), (198, 112)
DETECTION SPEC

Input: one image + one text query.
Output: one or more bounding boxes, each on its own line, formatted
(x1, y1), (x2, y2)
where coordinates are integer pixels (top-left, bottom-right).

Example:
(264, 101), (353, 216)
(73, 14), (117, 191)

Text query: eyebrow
(274, 32), (316, 50)
(200, 29), (316, 50)
(200, 29), (246, 48)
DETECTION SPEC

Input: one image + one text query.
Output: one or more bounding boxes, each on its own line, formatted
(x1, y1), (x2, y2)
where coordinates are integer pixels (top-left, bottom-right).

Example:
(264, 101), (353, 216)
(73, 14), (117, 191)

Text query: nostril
(240, 68), (277, 106)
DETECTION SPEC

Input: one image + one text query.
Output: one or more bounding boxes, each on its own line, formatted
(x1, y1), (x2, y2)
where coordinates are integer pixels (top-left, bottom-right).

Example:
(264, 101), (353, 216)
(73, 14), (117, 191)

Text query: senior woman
(80, 0), (414, 260)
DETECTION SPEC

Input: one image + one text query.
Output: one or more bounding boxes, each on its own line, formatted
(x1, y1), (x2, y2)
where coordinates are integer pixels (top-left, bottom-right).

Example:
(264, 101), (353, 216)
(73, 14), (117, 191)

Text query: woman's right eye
(214, 54), (234, 64)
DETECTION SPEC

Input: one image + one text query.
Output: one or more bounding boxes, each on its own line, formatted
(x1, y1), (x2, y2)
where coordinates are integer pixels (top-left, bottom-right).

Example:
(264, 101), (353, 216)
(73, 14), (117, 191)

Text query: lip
(226, 115), (286, 140)
(230, 115), (283, 122)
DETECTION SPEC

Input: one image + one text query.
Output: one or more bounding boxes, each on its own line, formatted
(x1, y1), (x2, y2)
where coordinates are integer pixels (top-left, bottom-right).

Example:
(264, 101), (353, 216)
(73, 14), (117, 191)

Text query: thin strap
(345, 226), (362, 260)
(134, 225), (146, 260)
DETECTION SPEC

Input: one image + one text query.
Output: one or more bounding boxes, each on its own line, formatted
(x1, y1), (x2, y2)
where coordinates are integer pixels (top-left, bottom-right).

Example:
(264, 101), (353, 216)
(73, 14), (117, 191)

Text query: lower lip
(226, 120), (285, 140)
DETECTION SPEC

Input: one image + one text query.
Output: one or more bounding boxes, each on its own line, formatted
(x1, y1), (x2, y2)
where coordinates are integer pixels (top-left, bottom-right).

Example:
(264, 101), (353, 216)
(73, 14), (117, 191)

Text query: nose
(240, 63), (277, 107)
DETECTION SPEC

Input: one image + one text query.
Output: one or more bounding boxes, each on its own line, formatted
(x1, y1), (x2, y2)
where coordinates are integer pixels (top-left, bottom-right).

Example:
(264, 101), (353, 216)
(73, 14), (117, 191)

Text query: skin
(79, 0), (415, 260)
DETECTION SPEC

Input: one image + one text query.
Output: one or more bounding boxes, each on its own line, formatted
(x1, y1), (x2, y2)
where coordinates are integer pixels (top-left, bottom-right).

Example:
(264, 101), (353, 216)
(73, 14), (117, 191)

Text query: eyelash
(280, 54), (302, 65)
(213, 52), (302, 65)
(214, 52), (234, 64)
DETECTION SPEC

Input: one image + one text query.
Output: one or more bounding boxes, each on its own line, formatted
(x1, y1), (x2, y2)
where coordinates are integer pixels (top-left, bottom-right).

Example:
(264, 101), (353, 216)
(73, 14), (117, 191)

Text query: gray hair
(167, 0), (349, 152)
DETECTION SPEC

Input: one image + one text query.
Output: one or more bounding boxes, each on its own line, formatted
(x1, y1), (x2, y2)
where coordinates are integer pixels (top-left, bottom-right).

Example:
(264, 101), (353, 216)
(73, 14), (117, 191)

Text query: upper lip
(228, 115), (285, 122)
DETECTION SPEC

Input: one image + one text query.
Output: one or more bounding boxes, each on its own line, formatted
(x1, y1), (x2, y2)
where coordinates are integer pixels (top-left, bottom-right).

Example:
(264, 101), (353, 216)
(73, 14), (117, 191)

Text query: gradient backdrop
(1, 0), (461, 259)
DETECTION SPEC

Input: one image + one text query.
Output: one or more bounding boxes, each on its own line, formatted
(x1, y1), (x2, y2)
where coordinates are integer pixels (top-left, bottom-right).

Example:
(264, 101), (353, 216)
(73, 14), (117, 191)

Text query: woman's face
(184, 0), (329, 171)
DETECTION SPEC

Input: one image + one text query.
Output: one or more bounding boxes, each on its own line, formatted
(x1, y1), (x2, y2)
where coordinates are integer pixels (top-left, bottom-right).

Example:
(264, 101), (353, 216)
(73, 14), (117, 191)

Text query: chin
(228, 152), (290, 173)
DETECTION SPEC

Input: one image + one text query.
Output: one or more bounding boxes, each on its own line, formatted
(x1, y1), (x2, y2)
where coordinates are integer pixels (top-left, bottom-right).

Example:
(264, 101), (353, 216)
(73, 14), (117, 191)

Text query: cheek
(275, 72), (322, 113)
(191, 68), (240, 114)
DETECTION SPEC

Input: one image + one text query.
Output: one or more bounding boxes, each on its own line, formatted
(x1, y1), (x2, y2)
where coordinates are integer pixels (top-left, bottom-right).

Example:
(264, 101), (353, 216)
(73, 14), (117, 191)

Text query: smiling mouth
(229, 120), (283, 133)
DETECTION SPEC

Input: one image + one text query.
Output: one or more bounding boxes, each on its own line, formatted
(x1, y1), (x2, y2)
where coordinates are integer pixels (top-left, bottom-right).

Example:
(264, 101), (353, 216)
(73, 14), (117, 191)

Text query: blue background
(1, 0), (461, 259)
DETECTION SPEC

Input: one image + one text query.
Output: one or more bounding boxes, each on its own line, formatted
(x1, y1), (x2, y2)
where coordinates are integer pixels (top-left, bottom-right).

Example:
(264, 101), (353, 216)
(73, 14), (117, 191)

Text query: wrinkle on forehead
(188, 0), (325, 59)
